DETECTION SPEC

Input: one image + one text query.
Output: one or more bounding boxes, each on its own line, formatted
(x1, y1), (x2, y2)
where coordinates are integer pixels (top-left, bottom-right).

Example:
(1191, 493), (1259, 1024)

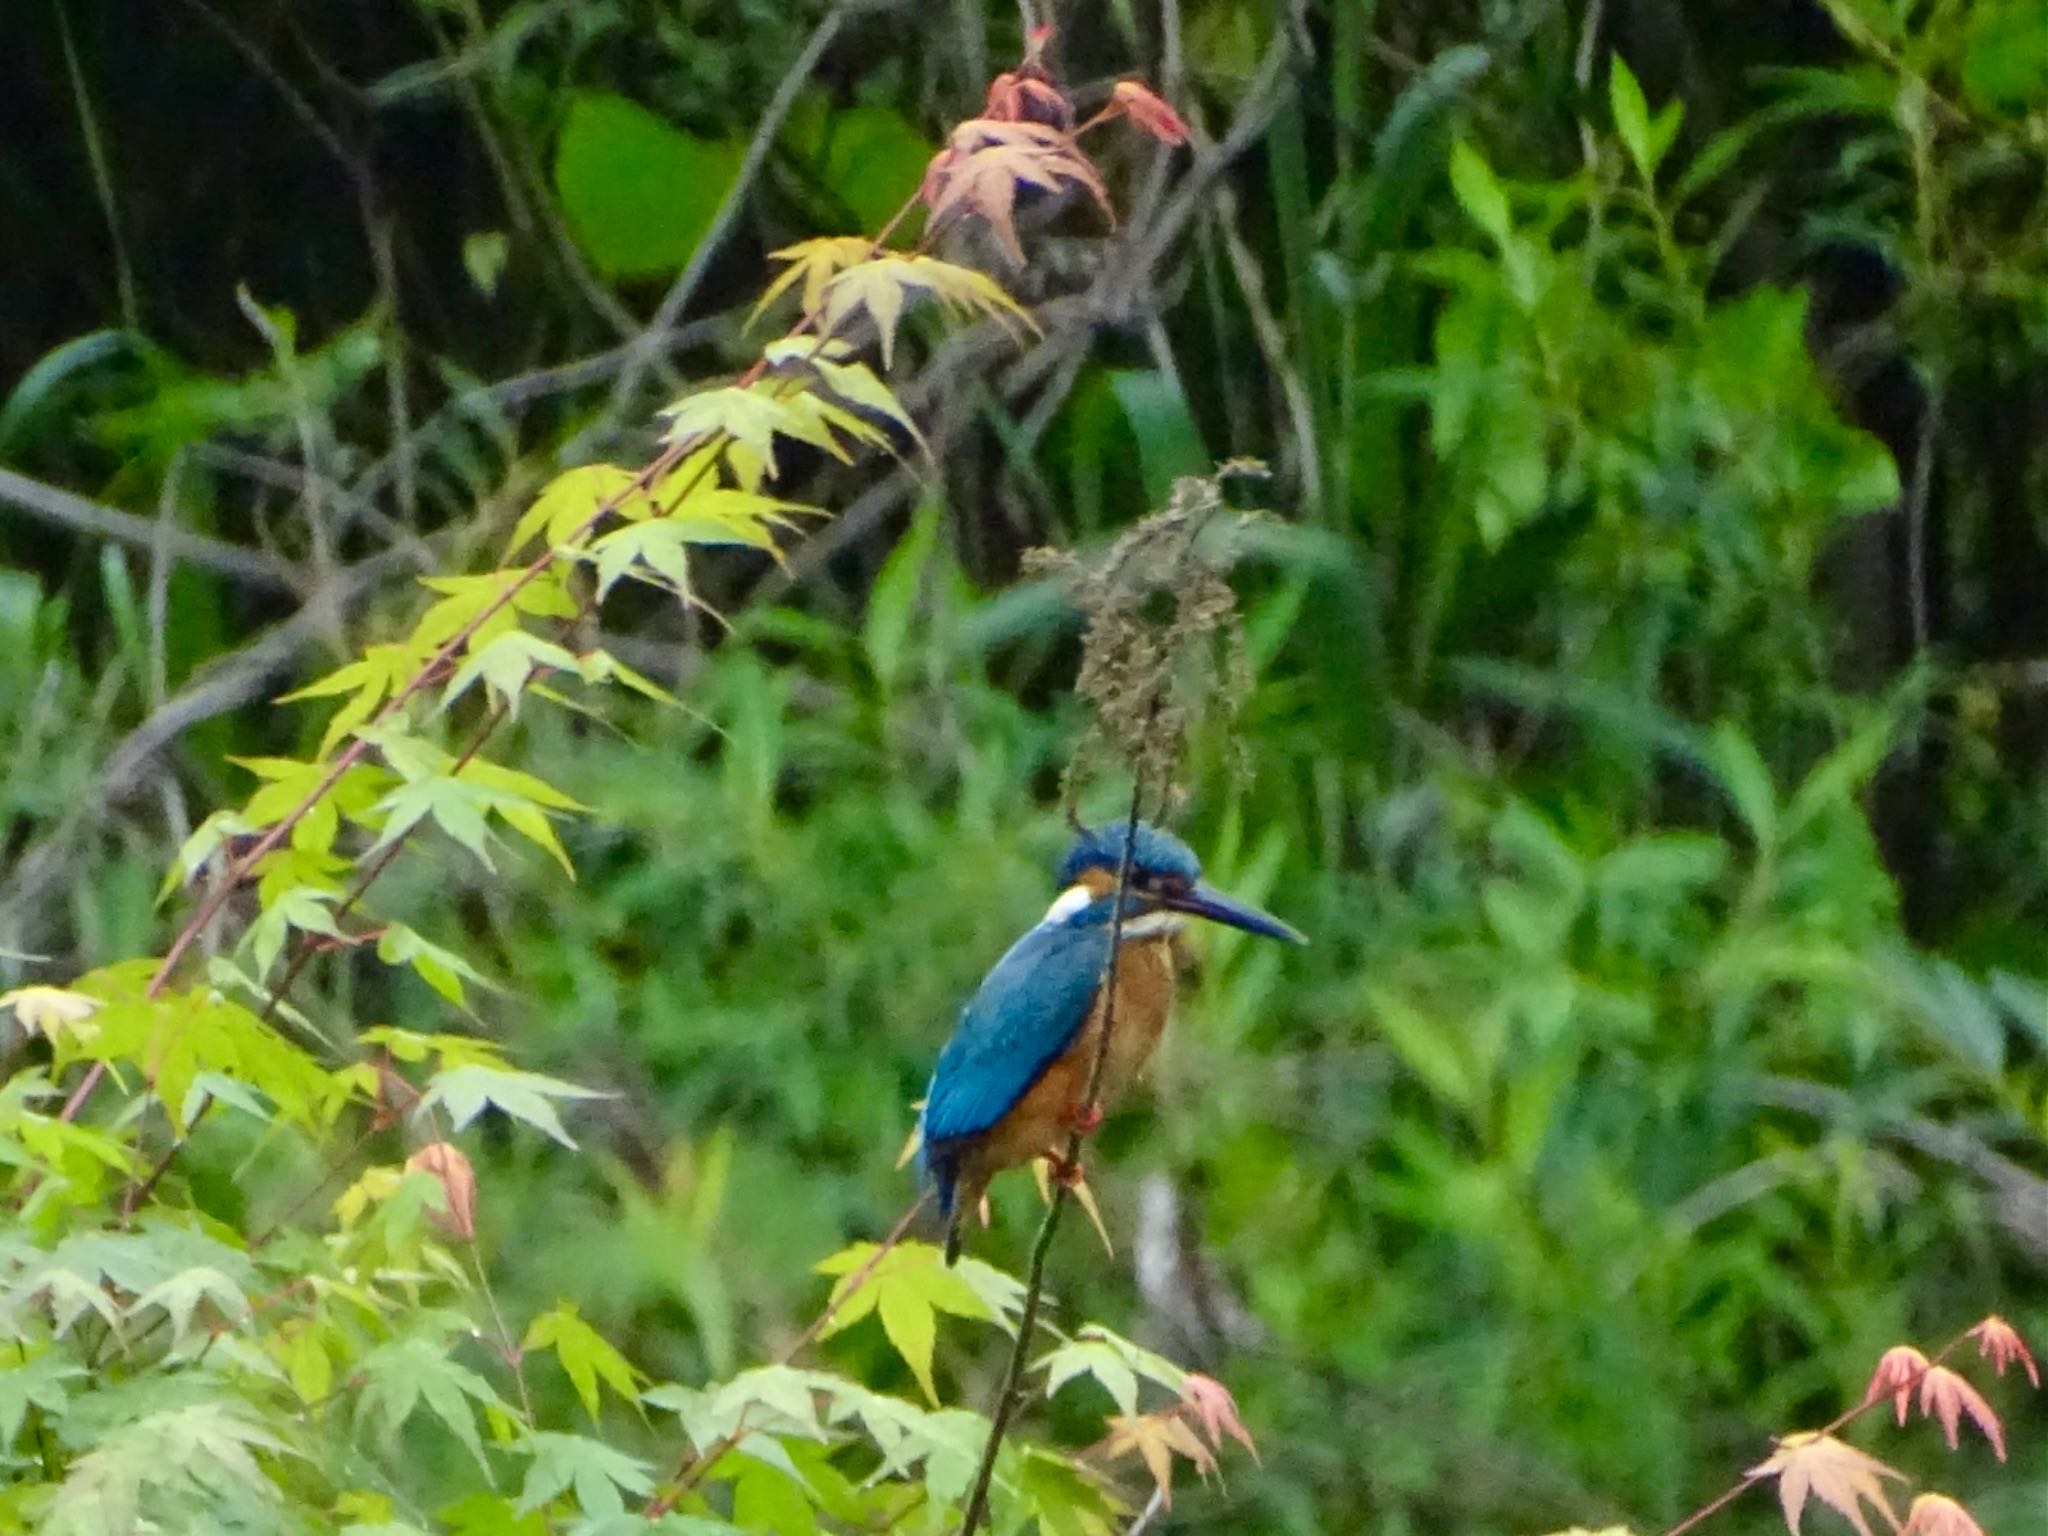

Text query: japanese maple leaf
(921, 119), (1110, 265)
(1918, 1366), (2005, 1460)
(1748, 1432), (1905, 1536)
(1966, 1315), (2039, 1386)
(1180, 1374), (1259, 1463)
(1099, 1409), (1217, 1508)
(1901, 1494), (1987, 1536)
(1862, 1345), (1930, 1425)
(984, 60), (1072, 129)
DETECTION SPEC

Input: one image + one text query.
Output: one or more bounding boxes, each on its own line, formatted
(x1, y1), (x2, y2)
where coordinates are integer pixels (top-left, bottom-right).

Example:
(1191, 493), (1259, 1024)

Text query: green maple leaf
(0, 1350), (86, 1442)
(357, 1334), (510, 1469)
(513, 1432), (654, 1518)
(421, 1062), (607, 1148)
(524, 1301), (643, 1421)
(812, 1241), (1002, 1404)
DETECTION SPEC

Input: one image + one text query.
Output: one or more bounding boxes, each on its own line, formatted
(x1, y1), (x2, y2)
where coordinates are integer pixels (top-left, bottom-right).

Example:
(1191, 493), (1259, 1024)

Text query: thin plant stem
(1655, 1328), (1974, 1536)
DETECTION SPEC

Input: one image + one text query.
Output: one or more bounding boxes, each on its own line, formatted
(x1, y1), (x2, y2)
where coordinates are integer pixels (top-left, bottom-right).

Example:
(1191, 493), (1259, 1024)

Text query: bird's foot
(1060, 1100), (1104, 1136)
(1046, 1153), (1087, 1188)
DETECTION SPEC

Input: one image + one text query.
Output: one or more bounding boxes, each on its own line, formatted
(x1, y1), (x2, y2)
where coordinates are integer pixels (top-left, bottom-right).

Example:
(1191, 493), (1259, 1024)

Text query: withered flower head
(1027, 471), (1265, 811)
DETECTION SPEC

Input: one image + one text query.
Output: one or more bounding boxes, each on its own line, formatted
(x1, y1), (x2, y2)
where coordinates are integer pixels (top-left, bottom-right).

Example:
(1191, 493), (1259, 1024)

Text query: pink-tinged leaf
(1919, 1366), (2005, 1460)
(1967, 1315), (2039, 1387)
(1901, 1494), (1987, 1536)
(1109, 81), (1189, 146)
(1181, 1373), (1259, 1463)
(404, 1141), (477, 1240)
(1862, 1345), (1930, 1426)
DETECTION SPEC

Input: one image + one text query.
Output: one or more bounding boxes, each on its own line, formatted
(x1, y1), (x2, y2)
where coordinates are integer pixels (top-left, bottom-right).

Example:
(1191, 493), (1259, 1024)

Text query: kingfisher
(919, 820), (1306, 1263)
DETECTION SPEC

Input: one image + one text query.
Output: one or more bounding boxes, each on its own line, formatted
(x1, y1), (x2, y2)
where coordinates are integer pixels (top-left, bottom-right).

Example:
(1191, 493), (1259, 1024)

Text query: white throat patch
(1118, 909), (1184, 940)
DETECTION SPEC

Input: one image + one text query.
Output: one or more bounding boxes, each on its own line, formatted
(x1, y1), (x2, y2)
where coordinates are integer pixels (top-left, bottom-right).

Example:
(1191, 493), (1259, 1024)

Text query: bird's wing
(921, 919), (1112, 1146)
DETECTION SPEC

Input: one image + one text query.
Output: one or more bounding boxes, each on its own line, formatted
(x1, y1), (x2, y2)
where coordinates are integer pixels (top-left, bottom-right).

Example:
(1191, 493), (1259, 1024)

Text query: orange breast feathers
(971, 932), (1182, 1180)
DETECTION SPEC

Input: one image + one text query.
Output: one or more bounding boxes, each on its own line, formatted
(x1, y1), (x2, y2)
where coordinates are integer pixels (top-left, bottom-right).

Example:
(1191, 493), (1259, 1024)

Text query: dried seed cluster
(1030, 465), (1268, 813)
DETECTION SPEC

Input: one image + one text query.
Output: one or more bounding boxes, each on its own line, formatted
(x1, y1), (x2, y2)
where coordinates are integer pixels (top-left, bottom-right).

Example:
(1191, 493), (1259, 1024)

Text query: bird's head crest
(1056, 821), (1202, 889)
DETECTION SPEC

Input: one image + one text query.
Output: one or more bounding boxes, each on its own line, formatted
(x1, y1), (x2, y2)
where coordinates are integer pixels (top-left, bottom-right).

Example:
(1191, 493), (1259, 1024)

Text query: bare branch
(0, 466), (300, 591)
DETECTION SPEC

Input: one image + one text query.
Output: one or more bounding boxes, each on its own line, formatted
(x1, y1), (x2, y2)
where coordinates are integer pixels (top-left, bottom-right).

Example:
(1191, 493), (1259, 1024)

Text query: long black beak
(1165, 880), (1308, 944)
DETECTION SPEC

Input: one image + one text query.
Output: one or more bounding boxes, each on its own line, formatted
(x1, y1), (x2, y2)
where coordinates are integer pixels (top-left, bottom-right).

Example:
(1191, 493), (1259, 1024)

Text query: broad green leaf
(1448, 138), (1511, 243)
(281, 1323), (334, 1405)
(1962, 0), (2048, 111)
(554, 93), (742, 279)
(730, 1456), (819, 1536)
(817, 104), (932, 231)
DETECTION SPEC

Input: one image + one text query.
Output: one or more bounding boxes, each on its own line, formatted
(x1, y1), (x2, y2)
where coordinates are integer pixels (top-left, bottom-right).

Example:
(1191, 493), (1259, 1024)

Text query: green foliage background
(2, 1), (2046, 1533)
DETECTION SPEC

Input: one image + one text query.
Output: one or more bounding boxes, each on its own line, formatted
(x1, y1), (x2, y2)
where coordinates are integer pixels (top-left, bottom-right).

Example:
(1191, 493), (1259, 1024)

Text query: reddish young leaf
(984, 66), (1073, 130)
(1862, 1345), (1930, 1425)
(1901, 1494), (1987, 1536)
(405, 1140), (478, 1240)
(1180, 1373), (1258, 1463)
(920, 119), (1110, 265)
(1748, 1432), (1905, 1536)
(1918, 1366), (2005, 1460)
(1967, 1315), (2039, 1387)
(1108, 81), (1189, 146)
(977, 21), (1070, 127)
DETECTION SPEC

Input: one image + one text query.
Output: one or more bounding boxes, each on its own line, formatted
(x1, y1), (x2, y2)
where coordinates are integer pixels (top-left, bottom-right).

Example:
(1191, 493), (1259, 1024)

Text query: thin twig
(1654, 1328), (1974, 1536)
(957, 780), (1149, 1534)
(644, 1193), (929, 1517)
